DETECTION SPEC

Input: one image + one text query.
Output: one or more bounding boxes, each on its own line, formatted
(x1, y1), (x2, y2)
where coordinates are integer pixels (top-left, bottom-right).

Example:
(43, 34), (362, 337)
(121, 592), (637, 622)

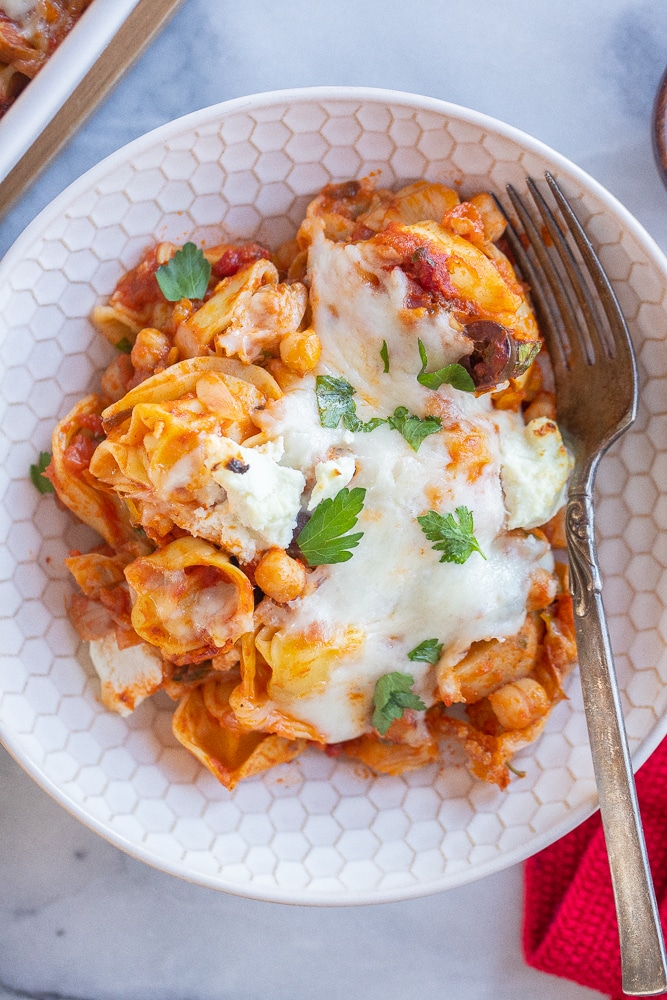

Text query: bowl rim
(4, 85), (667, 278)
(2, 85), (667, 904)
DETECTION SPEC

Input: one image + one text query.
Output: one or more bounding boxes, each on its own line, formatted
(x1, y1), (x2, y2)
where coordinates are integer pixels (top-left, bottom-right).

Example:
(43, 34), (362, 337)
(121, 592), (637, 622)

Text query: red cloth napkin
(523, 739), (667, 999)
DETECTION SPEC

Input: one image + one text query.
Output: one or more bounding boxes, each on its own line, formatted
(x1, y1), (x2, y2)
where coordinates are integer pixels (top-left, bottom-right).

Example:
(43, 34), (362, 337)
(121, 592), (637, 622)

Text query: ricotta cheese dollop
(202, 436), (306, 559)
(499, 415), (574, 530)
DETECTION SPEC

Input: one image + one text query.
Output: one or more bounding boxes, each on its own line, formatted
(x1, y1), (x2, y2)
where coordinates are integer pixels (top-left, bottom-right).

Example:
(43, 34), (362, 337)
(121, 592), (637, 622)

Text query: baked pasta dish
(42, 176), (578, 791)
(0, 0), (92, 116)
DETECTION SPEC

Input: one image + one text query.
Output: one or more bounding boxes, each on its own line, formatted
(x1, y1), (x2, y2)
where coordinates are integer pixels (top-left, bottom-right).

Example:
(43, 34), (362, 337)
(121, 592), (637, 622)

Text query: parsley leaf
(295, 486), (366, 566)
(30, 452), (55, 494)
(386, 406), (441, 452)
(115, 336), (133, 354)
(315, 375), (386, 433)
(156, 242), (211, 301)
(315, 374), (355, 428)
(372, 672), (427, 735)
(344, 413), (387, 433)
(417, 505), (485, 564)
(315, 374), (444, 449)
(407, 638), (443, 664)
(380, 340), (390, 373)
(417, 339), (475, 392)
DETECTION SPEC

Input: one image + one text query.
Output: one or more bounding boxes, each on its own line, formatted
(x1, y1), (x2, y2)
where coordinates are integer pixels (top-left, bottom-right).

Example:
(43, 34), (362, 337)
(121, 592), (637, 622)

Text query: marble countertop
(1, 1), (666, 997)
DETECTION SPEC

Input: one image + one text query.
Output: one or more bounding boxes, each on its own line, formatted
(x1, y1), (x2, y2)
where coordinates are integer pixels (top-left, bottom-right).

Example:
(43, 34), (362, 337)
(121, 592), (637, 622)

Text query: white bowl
(1, 87), (666, 904)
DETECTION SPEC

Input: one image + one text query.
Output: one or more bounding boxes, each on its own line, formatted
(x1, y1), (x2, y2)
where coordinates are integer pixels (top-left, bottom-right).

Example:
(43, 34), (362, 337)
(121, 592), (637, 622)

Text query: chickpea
(130, 327), (171, 372)
(273, 238), (300, 275)
(171, 298), (195, 327)
(488, 677), (550, 731)
(524, 389), (557, 422)
(287, 248), (309, 282)
(255, 548), (306, 604)
(264, 358), (303, 391)
(156, 242), (176, 265)
(279, 328), (322, 375)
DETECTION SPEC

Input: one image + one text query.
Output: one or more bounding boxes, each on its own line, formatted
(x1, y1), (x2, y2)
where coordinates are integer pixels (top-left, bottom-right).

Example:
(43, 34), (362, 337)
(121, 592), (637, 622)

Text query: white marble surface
(1, 0), (666, 997)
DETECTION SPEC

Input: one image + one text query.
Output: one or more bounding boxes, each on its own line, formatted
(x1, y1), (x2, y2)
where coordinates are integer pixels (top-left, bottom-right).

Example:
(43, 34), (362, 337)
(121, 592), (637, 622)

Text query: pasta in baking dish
(46, 176), (577, 791)
(0, 0), (92, 116)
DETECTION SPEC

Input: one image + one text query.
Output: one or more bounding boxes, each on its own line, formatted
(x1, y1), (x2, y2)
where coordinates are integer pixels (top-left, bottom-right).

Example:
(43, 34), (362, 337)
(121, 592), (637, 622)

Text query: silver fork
(498, 172), (667, 996)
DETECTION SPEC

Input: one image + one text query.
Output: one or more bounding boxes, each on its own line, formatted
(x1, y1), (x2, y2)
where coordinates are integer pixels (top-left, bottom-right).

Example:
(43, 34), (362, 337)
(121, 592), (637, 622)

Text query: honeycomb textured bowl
(1, 87), (667, 904)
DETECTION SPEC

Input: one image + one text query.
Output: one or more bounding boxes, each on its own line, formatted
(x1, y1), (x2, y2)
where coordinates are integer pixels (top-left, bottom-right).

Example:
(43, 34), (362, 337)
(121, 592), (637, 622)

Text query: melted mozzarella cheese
(253, 378), (354, 471)
(248, 231), (562, 743)
(160, 447), (208, 495)
(269, 420), (551, 742)
(306, 228), (472, 418)
(114, 226), (567, 739)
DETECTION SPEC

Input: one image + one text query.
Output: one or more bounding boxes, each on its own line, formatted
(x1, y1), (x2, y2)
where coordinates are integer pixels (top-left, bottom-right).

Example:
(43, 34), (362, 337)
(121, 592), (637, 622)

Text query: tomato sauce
(212, 243), (271, 279)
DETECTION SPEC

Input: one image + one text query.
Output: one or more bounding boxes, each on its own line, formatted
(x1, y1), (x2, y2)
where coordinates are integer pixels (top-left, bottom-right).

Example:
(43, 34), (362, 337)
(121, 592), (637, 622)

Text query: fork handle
(567, 488), (667, 996)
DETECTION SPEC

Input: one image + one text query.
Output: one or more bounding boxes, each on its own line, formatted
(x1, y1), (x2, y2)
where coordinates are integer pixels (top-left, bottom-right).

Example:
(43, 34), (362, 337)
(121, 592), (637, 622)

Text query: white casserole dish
(0, 0), (141, 185)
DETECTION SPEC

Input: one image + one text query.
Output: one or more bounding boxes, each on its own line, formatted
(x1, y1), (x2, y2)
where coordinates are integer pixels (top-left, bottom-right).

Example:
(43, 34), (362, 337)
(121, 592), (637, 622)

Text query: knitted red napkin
(523, 739), (667, 999)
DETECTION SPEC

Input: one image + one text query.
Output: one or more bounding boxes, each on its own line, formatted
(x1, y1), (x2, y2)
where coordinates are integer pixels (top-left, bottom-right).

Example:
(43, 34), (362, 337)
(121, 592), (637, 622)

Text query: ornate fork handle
(566, 487), (667, 995)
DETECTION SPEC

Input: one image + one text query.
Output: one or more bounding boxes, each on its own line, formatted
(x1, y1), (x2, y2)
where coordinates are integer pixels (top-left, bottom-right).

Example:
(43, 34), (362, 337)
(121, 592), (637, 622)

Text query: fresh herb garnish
(407, 638), (444, 664)
(417, 505), (485, 564)
(295, 486), (366, 566)
(315, 375), (386, 433)
(156, 242), (211, 301)
(115, 337), (133, 354)
(372, 672), (427, 735)
(387, 406), (441, 452)
(315, 374), (355, 428)
(315, 375), (441, 450)
(30, 452), (55, 494)
(417, 339), (475, 393)
(380, 340), (390, 373)
(345, 413), (387, 433)
(515, 340), (541, 373)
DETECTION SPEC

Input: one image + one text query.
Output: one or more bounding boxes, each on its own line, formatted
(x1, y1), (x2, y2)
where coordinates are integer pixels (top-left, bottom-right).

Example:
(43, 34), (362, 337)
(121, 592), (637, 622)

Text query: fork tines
(495, 172), (632, 375)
